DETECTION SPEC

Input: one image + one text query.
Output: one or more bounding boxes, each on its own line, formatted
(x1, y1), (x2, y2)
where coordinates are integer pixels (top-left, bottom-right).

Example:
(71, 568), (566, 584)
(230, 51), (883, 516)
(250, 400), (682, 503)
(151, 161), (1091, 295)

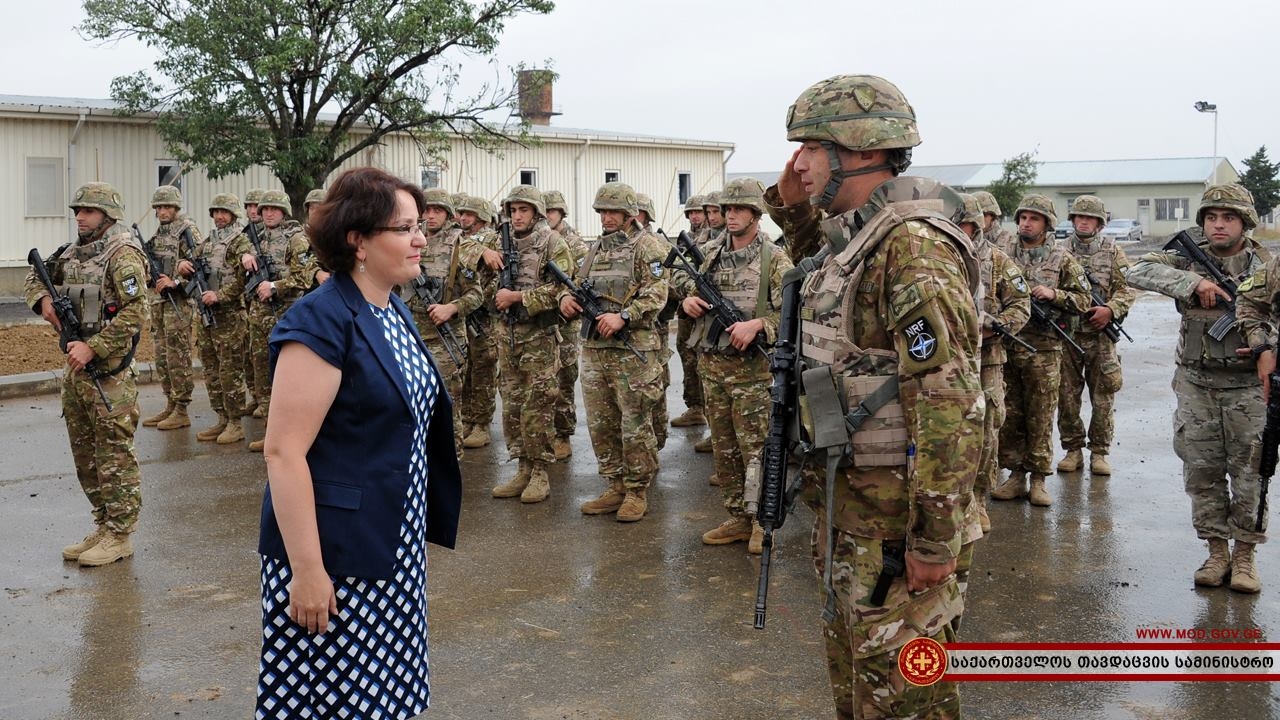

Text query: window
(156, 160), (184, 192)
(26, 157), (64, 217)
(519, 169), (537, 186)
(419, 165), (441, 189)
(604, 170), (620, 183)
(1155, 198), (1190, 221)
(678, 173), (692, 204)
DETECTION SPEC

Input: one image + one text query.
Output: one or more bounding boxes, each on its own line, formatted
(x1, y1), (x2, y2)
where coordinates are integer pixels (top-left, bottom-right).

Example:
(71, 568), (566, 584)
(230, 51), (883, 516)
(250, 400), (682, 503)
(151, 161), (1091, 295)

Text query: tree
(1239, 146), (1280, 220)
(985, 151), (1040, 221)
(79, 0), (554, 214)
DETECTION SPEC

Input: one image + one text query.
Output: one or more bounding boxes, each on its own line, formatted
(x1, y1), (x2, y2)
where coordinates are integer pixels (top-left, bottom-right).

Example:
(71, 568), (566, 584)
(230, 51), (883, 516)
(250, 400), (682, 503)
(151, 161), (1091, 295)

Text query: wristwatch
(619, 309), (631, 326)
(1251, 343), (1274, 359)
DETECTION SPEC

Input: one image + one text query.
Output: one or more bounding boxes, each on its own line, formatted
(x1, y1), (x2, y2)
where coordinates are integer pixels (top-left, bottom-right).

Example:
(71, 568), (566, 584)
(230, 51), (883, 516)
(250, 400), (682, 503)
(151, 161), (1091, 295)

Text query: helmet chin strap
(812, 141), (892, 211)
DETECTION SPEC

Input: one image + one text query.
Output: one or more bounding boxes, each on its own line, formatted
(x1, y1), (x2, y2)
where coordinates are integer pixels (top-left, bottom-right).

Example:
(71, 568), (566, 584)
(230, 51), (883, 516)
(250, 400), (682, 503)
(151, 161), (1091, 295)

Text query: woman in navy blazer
(255, 168), (461, 719)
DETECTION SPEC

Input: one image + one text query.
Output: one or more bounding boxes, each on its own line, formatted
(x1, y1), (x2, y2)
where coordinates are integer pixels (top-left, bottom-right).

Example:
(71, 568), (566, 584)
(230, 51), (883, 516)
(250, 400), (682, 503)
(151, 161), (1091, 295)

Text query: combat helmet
(956, 193), (984, 232)
(1015, 193), (1058, 229)
(542, 190), (569, 213)
(973, 190), (1002, 218)
(450, 193), (467, 212)
(720, 177), (767, 215)
(684, 194), (705, 215)
(244, 189), (265, 206)
(636, 193), (656, 223)
(69, 182), (125, 221)
(208, 193), (244, 219)
(422, 187), (456, 218)
(592, 182), (638, 216)
(1068, 195), (1107, 223)
(503, 184), (545, 216)
(703, 191), (723, 210)
(304, 189), (326, 208)
(1197, 183), (1259, 230)
(151, 184), (183, 209)
(457, 194), (494, 223)
(258, 189), (292, 215)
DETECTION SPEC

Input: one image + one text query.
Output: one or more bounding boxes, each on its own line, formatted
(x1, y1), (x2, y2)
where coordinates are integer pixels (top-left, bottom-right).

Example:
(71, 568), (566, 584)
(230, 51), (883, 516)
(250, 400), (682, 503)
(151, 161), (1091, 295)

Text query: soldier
(26, 182), (150, 567)
(956, 192), (1030, 533)
(241, 188), (266, 415)
(1132, 183), (1270, 593)
(303, 188), (331, 287)
(672, 194), (709, 429)
(764, 74), (983, 719)
(696, 191), (727, 246)
(241, 189), (313, 451)
(562, 182), (670, 522)
(1055, 195), (1136, 476)
(973, 190), (1017, 255)
(637, 192), (674, 451)
(489, 185), (572, 503)
(457, 194), (502, 449)
(400, 188), (488, 460)
(140, 185), (201, 431)
(676, 177), (792, 553)
(182, 193), (251, 445)
(543, 189), (589, 460)
(684, 194), (706, 235)
(990, 194), (1090, 507)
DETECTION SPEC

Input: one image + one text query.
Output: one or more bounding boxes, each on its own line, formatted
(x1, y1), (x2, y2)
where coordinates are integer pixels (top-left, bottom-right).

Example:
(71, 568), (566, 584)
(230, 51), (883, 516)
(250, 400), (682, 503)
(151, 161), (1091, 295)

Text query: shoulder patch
(1011, 275), (1028, 294)
(122, 274), (141, 297)
(1239, 269), (1265, 293)
(903, 316), (938, 362)
(650, 260), (664, 277)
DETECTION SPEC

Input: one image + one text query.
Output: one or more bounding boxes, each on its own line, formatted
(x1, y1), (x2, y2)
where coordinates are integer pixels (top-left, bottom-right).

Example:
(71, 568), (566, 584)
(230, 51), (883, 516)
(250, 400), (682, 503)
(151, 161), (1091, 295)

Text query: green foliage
(985, 151), (1040, 220)
(79, 0), (555, 212)
(1239, 146), (1280, 220)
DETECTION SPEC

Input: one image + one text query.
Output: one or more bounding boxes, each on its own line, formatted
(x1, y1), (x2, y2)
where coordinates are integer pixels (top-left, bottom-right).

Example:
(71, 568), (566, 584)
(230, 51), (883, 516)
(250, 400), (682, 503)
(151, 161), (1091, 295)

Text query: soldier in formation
(1131, 183), (1269, 593)
(140, 185), (200, 431)
(543, 189), (588, 460)
(27, 183), (150, 567)
(456, 194), (502, 450)
(671, 194), (709, 429)
(240, 188), (266, 415)
(973, 190), (1017, 255)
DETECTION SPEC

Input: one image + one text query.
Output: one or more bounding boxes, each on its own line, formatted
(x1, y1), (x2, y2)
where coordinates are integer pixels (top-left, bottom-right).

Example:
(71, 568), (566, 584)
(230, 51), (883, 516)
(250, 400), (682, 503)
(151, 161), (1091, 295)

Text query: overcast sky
(8, 0), (1278, 176)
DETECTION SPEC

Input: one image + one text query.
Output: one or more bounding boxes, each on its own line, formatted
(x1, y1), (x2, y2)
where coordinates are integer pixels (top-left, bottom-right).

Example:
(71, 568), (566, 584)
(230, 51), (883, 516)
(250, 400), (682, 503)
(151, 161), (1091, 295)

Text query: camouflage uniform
(458, 197), (503, 441)
(1130, 185), (1271, 572)
(674, 194), (708, 420)
(1057, 196), (1137, 462)
(144, 186), (200, 423)
(193, 194), (251, 440)
(995, 196), (1090, 495)
(25, 183), (150, 550)
(241, 189), (266, 411)
(571, 183), (670, 521)
(636, 193), (674, 451)
(545, 190), (589, 447)
(400, 189), (489, 459)
(694, 191), (727, 247)
(768, 76), (984, 720)
(973, 191), (1017, 256)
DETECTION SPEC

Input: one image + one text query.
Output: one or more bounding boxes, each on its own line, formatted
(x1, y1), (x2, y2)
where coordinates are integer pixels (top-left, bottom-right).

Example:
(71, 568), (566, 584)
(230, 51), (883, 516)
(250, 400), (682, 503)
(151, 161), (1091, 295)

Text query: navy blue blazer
(258, 271), (462, 580)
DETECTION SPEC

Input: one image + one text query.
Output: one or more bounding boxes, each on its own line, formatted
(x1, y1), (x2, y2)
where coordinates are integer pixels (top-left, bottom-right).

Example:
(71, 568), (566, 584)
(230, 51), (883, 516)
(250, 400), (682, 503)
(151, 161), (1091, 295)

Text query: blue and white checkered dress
(258, 302), (439, 720)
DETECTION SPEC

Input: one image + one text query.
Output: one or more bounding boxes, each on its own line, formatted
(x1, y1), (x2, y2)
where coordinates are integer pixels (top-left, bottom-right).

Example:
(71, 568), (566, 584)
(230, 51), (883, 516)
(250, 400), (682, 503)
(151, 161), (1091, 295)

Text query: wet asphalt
(2, 293), (1280, 720)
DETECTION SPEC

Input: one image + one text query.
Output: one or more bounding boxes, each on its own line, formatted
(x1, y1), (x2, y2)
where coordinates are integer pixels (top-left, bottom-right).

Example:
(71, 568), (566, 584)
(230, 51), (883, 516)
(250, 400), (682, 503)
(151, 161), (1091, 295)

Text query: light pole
(1195, 101), (1218, 183)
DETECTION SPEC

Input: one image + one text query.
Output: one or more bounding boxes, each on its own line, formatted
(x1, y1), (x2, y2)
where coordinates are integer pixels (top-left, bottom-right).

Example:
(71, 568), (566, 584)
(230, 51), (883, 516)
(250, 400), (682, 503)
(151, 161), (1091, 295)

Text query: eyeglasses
(373, 223), (425, 236)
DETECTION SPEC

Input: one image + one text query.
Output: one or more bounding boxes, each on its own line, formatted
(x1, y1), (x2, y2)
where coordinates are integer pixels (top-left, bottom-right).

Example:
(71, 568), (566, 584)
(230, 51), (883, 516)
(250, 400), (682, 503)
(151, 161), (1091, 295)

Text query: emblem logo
(898, 636), (948, 687)
(1012, 276), (1028, 294)
(650, 260), (663, 277)
(123, 276), (139, 297)
(903, 317), (937, 361)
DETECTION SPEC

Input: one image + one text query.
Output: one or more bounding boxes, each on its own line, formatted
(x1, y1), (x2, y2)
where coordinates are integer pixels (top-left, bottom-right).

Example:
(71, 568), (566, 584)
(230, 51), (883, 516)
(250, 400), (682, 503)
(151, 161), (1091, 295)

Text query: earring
(358, 261), (366, 273)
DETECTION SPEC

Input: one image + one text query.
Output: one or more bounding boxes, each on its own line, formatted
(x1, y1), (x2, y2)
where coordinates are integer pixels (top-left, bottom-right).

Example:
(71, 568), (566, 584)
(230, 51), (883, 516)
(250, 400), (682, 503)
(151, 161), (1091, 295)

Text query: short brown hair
(309, 168), (426, 273)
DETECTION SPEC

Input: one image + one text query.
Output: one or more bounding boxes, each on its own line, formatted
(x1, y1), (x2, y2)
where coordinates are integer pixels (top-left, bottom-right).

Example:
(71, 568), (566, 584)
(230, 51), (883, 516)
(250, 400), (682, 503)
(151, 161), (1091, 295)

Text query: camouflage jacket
(975, 235), (1031, 366)
(505, 219), (572, 342)
(550, 219), (589, 279)
(570, 223), (670, 352)
(772, 176), (984, 564)
(196, 220), (251, 306)
(1008, 237), (1092, 351)
(1066, 233), (1137, 338)
(401, 224), (490, 338)
(148, 215), (204, 305)
(1235, 255), (1280, 352)
(253, 220), (312, 304)
(989, 224), (1018, 256)
(1129, 237), (1269, 387)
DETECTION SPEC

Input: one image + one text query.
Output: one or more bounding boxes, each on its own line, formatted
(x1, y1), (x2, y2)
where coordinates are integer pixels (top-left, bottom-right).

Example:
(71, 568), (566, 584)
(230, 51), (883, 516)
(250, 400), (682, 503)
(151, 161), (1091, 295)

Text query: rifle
(674, 230), (705, 268)
(408, 273), (467, 367)
(133, 223), (181, 314)
(179, 227), (216, 328)
(1257, 372), (1280, 531)
(751, 265), (803, 629)
(1163, 230), (1238, 341)
(544, 261), (644, 360)
(498, 219), (519, 349)
(244, 222), (281, 312)
(1031, 299), (1084, 355)
(26, 248), (114, 411)
(1084, 272), (1132, 343)
(990, 319), (1037, 353)
(662, 244), (770, 359)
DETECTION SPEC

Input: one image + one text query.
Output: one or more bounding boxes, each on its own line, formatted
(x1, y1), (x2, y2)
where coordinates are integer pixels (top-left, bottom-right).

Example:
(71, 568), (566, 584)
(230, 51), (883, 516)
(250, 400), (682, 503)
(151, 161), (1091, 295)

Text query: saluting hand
(775, 147), (807, 206)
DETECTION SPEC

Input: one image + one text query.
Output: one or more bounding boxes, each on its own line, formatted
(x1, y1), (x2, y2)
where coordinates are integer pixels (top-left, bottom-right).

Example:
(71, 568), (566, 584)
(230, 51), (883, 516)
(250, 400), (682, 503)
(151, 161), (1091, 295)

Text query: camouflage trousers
(63, 365), (142, 534)
(240, 297), (258, 405)
(650, 322), (672, 450)
(247, 301), (287, 413)
(810, 518), (962, 720)
(461, 314), (500, 430)
(676, 316), (703, 409)
(414, 314), (467, 460)
(196, 305), (247, 421)
(1000, 344), (1061, 476)
(149, 295), (194, 406)
(1172, 367), (1267, 544)
(1058, 331), (1123, 453)
(701, 352), (770, 518)
(498, 329), (559, 464)
(555, 319), (581, 438)
(977, 362), (1006, 497)
(581, 346), (664, 490)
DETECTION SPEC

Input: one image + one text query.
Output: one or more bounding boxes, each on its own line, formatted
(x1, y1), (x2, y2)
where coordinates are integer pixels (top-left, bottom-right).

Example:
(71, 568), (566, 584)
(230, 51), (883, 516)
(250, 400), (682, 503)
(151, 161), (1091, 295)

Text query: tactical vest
(261, 221), (304, 301)
(798, 188), (978, 473)
(1014, 239), (1071, 340)
(148, 218), (191, 303)
(400, 227), (463, 307)
(1070, 234), (1118, 294)
(581, 229), (640, 314)
(1177, 248), (1260, 372)
(511, 221), (560, 327)
(689, 233), (775, 354)
(201, 223), (243, 293)
(975, 235), (994, 317)
(55, 227), (145, 336)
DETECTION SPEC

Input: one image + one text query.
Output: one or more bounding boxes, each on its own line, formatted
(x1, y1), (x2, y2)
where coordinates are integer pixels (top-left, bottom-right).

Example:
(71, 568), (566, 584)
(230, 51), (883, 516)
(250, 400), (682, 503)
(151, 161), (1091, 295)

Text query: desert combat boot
(520, 462), (550, 504)
(462, 425), (491, 449)
(156, 404), (191, 430)
(1028, 475), (1052, 507)
(142, 401), (174, 427)
(581, 481), (626, 515)
(216, 420), (245, 445)
(1194, 538), (1232, 587)
(62, 527), (106, 561)
(703, 517), (752, 545)
(1230, 541), (1261, 593)
(616, 488), (648, 522)
(492, 461), (532, 498)
(196, 416), (228, 442)
(1090, 453), (1112, 476)
(1056, 449), (1083, 473)
(78, 532), (134, 567)
(991, 471), (1028, 501)
(670, 406), (707, 427)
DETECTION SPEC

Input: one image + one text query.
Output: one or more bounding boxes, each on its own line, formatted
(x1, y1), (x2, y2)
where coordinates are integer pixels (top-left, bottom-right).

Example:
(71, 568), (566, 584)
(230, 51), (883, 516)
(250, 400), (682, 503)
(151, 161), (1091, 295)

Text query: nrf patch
(903, 316), (938, 361)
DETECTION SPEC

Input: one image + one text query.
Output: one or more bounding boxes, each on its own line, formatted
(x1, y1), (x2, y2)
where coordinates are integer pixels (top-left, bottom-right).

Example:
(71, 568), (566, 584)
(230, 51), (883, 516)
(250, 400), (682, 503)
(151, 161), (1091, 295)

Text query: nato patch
(1012, 276), (1028, 294)
(650, 261), (663, 277)
(903, 316), (938, 362)
(122, 275), (140, 297)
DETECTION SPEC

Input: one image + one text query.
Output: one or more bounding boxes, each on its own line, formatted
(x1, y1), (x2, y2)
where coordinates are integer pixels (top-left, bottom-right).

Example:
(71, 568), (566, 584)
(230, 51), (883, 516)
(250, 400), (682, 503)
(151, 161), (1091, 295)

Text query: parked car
(1054, 220), (1074, 239)
(1101, 218), (1143, 243)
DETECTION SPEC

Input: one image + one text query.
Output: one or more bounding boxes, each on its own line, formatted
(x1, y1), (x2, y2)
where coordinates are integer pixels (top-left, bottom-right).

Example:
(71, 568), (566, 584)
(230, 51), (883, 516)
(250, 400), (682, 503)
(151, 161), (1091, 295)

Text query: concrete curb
(0, 362), (203, 401)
